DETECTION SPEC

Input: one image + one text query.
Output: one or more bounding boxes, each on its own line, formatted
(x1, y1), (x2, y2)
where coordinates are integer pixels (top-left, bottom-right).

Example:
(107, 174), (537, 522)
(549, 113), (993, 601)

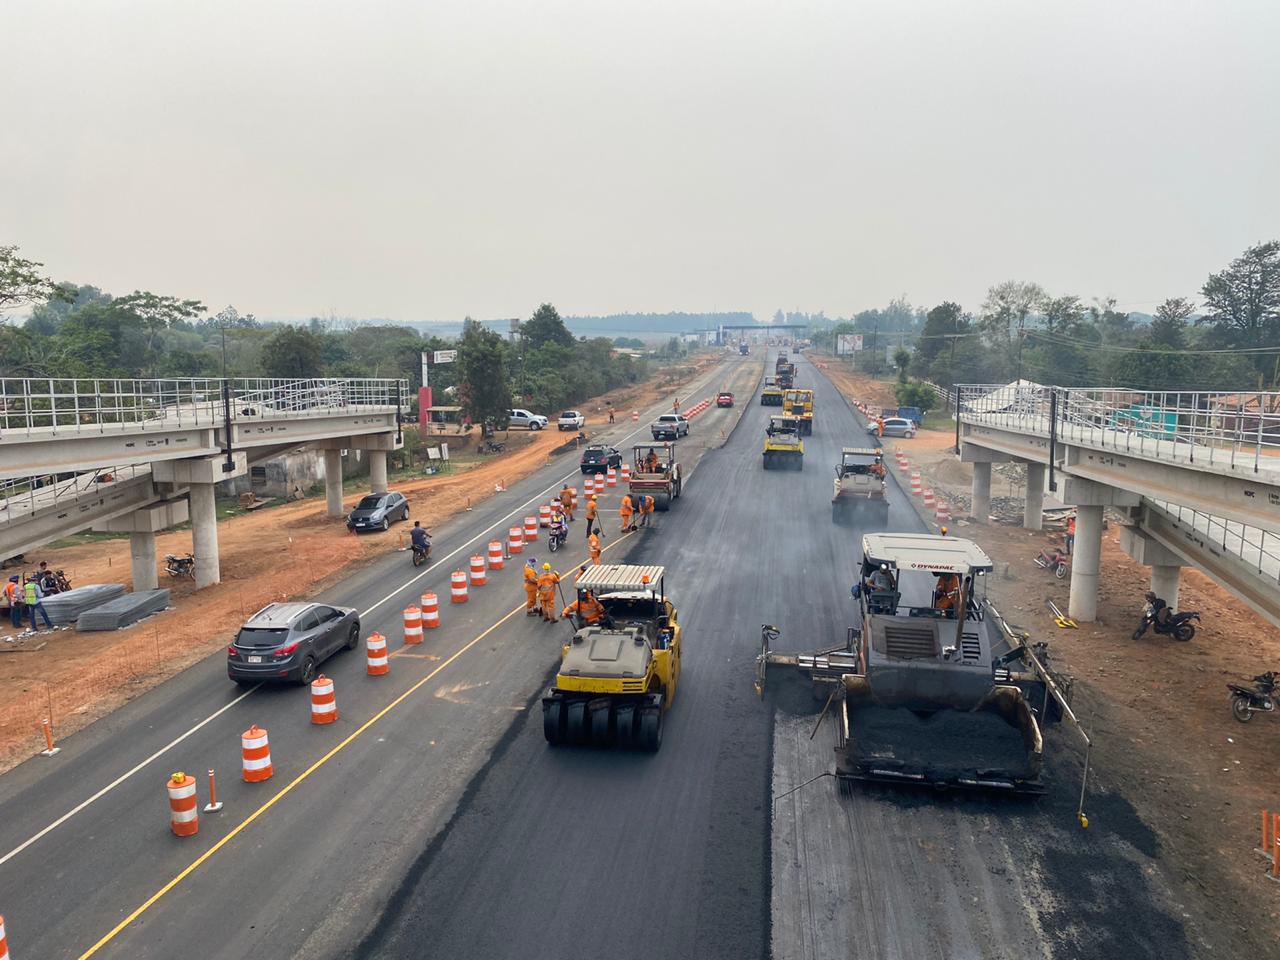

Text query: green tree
(111, 291), (206, 375)
(1199, 241), (1280, 381)
(913, 302), (968, 373)
(0, 245), (69, 317)
(979, 280), (1045, 379)
(522, 303), (575, 352)
(892, 346), (912, 383)
(894, 381), (938, 414)
(262, 326), (325, 377)
(457, 319), (512, 427)
(1149, 297), (1194, 348)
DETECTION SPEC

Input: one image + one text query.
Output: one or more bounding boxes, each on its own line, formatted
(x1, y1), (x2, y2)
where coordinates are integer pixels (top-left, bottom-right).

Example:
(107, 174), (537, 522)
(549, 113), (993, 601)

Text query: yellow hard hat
(590, 495), (597, 501)
(543, 563), (551, 570)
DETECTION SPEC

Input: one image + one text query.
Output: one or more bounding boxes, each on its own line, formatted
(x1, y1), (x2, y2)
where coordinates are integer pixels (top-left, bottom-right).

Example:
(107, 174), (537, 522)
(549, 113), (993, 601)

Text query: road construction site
(0, 350), (1256, 959)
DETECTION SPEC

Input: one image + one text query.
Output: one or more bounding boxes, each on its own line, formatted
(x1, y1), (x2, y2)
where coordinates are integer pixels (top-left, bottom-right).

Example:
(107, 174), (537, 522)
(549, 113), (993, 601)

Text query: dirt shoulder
(821, 364), (1280, 957)
(0, 356), (723, 771)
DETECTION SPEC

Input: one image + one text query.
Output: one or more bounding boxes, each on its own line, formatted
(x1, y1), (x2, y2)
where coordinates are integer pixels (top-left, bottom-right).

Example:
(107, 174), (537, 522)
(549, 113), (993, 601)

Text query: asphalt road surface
(0, 350), (1195, 960)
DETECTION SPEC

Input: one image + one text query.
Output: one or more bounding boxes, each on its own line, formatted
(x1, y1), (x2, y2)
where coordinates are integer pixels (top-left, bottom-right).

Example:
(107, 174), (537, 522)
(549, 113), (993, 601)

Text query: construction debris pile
(77, 589), (171, 631)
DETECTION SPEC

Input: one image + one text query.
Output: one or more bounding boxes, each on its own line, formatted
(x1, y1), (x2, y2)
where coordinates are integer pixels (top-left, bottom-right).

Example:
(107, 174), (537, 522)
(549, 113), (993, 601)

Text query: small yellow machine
(542, 565), (682, 751)
(782, 388), (814, 435)
(763, 415), (805, 470)
(761, 377), (784, 406)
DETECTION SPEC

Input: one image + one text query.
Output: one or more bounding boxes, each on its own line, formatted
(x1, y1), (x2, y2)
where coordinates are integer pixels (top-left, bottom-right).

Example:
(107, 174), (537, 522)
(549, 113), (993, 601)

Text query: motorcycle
(1228, 672), (1278, 723)
(164, 553), (196, 580)
(1132, 602), (1200, 642)
(547, 520), (568, 552)
(479, 439), (506, 454)
(1033, 549), (1070, 579)
(411, 540), (432, 567)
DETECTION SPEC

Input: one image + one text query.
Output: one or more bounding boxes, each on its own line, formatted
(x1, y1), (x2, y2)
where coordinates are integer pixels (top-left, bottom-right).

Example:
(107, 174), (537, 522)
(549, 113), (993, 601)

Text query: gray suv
(227, 602), (361, 685)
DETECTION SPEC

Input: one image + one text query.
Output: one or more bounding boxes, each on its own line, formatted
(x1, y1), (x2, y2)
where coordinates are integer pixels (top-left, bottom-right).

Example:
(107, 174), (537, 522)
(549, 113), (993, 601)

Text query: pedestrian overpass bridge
(0, 376), (406, 589)
(956, 383), (1280, 627)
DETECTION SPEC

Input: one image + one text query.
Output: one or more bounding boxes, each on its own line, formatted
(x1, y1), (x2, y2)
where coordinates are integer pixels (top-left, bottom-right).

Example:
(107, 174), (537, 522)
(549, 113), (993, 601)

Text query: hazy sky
(4, 0), (1277, 323)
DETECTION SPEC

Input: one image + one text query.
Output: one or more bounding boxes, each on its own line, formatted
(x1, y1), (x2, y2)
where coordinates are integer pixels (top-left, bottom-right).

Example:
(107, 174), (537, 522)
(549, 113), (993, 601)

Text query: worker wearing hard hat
(588, 528), (602, 565)
(559, 484), (576, 522)
(523, 559), (540, 616)
(585, 496), (599, 542)
(637, 494), (656, 527)
(562, 589), (607, 627)
(619, 493), (635, 532)
(537, 563), (561, 622)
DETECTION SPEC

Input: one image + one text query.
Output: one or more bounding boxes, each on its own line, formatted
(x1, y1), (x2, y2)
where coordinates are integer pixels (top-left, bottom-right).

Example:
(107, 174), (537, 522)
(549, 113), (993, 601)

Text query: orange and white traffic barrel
(366, 632), (389, 675)
(936, 501), (951, 523)
(508, 526), (524, 553)
(488, 540), (505, 569)
(910, 472), (922, 496)
(421, 592), (440, 628)
(167, 771), (199, 836)
(241, 725), (273, 782)
(310, 675), (337, 724)
(923, 488), (936, 508)
(620, 463), (631, 481)
(450, 570), (469, 603)
(632, 410), (639, 421)
(539, 503), (551, 527)
(403, 605), (423, 645)
(524, 516), (538, 541)
(570, 487), (580, 510)
(469, 555), (487, 586)
(0, 914), (9, 960)
(606, 467), (617, 487)
(594, 473), (605, 494)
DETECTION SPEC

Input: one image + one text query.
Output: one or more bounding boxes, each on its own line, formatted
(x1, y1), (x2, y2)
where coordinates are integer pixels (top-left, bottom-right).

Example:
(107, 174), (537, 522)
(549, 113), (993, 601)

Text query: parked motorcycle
(164, 553), (196, 580)
(1228, 672), (1278, 723)
(1033, 549), (1069, 579)
(1132, 603), (1200, 641)
(547, 520), (569, 552)
(479, 439), (506, 454)
(412, 541), (432, 567)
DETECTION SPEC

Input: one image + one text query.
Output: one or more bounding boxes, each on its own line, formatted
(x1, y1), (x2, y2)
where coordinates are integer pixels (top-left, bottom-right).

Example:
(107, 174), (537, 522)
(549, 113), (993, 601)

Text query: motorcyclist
(410, 521), (431, 557)
(1144, 591), (1171, 627)
(549, 507), (567, 544)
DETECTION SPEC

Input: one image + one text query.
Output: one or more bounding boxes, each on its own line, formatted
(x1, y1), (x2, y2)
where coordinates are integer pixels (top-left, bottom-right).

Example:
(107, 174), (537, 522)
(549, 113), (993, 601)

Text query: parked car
(650, 414), (690, 441)
(870, 417), (917, 439)
(580, 444), (623, 474)
(716, 392), (735, 407)
(509, 409), (548, 430)
(558, 410), (586, 431)
(346, 491), (410, 531)
(227, 602), (360, 685)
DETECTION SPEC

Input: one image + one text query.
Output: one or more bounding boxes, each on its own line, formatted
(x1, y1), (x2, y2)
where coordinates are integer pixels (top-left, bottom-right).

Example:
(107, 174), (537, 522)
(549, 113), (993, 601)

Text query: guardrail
(1146, 499), (1280, 589)
(0, 377), (408, 438)
(0, 464), (151, 526)
(957, 383), (1280, 473)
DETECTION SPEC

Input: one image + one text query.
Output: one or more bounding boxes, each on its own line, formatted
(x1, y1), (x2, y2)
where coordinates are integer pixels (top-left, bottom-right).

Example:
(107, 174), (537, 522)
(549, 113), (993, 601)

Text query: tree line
(810, 241), (1280, 394)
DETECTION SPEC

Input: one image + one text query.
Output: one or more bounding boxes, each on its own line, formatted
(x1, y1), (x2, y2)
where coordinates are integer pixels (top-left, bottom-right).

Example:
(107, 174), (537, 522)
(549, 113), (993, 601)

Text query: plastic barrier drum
(167, 771), (199, 837)
(403, 605), (423, 645)
(488, 540), (505, 569)
(366, 633), (389, 675)
(539, 504), (552, 527)
(241, 725), (273, 782)
(451, 570), (469, 603)
(469, 555), (487, 586)
(509, 526), (524, 554)
(524, 516), (539, 541)
(421, 592), (440, 628)
(310, 675), (338, 724)
(606, 467), (617, 488)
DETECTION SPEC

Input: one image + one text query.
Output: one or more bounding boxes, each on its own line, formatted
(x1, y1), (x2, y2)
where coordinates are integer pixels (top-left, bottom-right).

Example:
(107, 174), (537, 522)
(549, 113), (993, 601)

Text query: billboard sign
(433, 350), (458, 364)
(836, 334), (863, 355)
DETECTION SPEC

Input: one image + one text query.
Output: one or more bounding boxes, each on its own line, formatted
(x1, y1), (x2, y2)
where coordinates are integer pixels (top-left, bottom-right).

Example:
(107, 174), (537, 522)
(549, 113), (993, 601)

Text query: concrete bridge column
(1023, 463), (1045, 531)
(1068, 505), (1103, 622)
(1151, 564), (1182, 611)
(190, 482), (221, 589)
(324, 449), (345, 518)
(130, 531), (159, 591)
(970, 461), (992, 524)
(369, 450), (388, 495)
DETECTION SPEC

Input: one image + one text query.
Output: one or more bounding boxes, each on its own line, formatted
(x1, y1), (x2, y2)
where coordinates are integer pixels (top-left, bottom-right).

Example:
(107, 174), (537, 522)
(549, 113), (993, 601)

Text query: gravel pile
(77, 589), (171, 631)
(39, 584), (127, 626)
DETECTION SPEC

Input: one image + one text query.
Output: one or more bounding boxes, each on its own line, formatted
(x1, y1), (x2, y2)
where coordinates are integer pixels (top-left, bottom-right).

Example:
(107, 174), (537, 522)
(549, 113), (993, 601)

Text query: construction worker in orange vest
(562, 589), (607, 626)
(935, 572), (961, 612)
(523, 559), (539, 616)
(5, 575), (21, 629)
(588, 528), (602, 565)
(585, 496), (598, 542)
(559, 484), (576, 521)
(619, 493), (635, 532)
(537, 564), (561, 622)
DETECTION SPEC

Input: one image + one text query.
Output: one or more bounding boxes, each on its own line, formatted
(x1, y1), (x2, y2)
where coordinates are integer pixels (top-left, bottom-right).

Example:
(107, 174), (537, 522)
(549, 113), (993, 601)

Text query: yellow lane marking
(76, 530), (636, 959)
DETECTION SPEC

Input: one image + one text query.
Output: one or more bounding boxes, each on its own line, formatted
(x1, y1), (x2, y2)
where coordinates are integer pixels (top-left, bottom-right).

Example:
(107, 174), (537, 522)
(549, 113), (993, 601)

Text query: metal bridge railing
(0, 377), (407, 438)
(957, 383), (1280, 474)
(0, 464), (150, 526)
(1146, 499), (1280, 589)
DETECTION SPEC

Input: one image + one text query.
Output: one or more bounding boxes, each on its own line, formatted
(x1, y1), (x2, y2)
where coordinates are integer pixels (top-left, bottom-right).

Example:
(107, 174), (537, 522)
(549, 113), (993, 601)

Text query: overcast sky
(3, 0), (1277, 323)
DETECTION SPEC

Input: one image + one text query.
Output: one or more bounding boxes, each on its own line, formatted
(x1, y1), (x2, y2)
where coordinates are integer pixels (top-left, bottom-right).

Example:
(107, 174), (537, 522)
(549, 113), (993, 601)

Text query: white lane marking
(0, 685), (258, 868)
(0, 363), (728, 868)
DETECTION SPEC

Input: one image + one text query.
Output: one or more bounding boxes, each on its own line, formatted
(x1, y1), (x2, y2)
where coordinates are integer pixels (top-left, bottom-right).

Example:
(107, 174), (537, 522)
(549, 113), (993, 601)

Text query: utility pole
(871, 319), (879, 375)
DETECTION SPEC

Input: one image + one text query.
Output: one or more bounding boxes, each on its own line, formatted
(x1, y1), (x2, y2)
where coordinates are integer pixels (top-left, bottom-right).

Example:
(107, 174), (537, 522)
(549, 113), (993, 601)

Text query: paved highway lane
(0, 356), (759, 960)
(357, 350), (907, 960)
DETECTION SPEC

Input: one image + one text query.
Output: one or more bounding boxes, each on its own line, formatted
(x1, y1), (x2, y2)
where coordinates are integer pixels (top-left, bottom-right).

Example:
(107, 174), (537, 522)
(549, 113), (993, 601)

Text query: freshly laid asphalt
(0, 350), (1195, 960)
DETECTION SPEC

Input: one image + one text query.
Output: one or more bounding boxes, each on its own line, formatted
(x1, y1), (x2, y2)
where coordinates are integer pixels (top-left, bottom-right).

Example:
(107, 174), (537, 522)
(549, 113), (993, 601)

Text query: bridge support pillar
(1068, 505), (1104, 622)
(1151, 564), (1182, 612)
(1023, 463), (1045, 531)
(324, 449), (345, 518)
(190, 482), (220, 589)
(130, 531), (159, 591)
(971, 461), (991, 524)
(369, 450), (388, 495)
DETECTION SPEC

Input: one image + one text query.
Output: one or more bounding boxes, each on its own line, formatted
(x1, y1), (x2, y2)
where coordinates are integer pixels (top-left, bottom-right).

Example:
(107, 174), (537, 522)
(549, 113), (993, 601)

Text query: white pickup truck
(650, 414), (689, 441)
(557, 410), (585, 431)
(508, 409), (548, 430)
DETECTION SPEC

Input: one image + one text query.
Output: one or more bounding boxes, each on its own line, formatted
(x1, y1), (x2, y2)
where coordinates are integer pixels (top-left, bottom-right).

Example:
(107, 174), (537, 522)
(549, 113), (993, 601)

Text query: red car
(716, 392), (734, 407)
